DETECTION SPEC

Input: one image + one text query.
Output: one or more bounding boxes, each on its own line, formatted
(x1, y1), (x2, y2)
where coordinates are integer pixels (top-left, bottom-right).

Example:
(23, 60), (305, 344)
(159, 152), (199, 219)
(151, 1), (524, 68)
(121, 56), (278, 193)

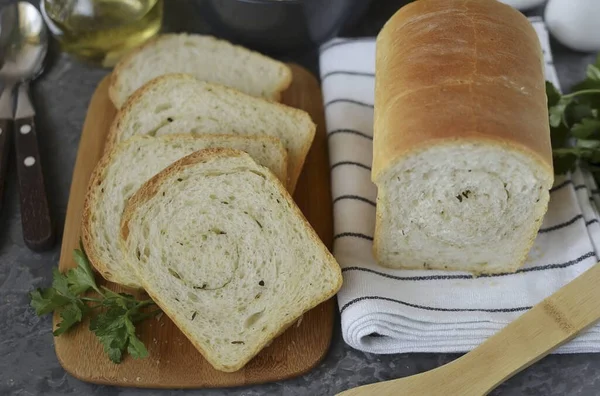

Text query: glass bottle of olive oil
(41, 0), (163, 67)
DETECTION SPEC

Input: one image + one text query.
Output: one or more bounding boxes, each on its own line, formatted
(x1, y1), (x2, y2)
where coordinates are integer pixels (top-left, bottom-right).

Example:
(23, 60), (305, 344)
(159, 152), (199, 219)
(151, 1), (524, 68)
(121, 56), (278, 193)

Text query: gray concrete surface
(1, 1), (599, 395)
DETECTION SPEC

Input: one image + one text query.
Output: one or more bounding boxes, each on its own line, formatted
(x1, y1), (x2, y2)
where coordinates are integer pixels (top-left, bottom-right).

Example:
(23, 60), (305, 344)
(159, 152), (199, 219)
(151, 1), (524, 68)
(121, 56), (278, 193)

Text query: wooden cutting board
(55, 64), (335, 388)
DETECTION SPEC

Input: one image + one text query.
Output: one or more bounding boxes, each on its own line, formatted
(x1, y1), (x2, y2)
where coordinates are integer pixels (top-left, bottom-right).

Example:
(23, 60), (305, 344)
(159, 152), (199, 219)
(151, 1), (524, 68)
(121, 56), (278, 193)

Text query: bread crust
(109, 34), (293, 109)
(82, 134), (289, 289)
(372, 0), (553, 184)
(119, 148), (342, 372)
(81, 137), (144, 289)
(372, 0), (554, 273)
(105, 74), (316, 192)
(108, 34), (161, 109)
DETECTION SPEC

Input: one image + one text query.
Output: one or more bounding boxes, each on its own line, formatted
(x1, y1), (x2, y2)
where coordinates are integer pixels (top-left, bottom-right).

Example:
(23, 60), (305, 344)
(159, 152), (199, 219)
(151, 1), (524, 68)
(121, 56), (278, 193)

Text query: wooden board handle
(14, 115), (54, 251)
(338, 263), (600, 396)
(447, 263), (600, 395)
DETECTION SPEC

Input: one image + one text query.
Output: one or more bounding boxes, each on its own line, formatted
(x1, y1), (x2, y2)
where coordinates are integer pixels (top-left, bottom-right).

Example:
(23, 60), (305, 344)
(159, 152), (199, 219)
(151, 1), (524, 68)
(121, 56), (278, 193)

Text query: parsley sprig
(547, 55), (600, 175)
(29, 244), (161, 363)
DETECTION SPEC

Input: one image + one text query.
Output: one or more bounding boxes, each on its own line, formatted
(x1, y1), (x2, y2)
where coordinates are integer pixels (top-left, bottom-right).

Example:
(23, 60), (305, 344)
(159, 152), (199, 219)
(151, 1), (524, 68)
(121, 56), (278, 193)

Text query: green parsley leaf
(127, 336), (149, 360)
(572, 57), (600, 90)
(54, 300), (88, 336)
(576, 138), (600, 150)
(29, 242), (161, 364)
(572, 78), (600, 94)
(569, 104), (596, 122)
(550, 122), (570, 150)
(552, 148), (578, 175)
(90, 301), (153, 363)
(51, 268), (72, 297)
(125, 317), (149, 360)
(547, 56), (600, 179)
(90, 306), (129, 363)
(31, 267), (90, 335)
(549, 98), (572, 128)
(29, 287), (71, 316)
(587, 64), (600, 82)
(546, 81), (562, 107)
(68, 249), (101, 295)
(571, 118), (600, 139)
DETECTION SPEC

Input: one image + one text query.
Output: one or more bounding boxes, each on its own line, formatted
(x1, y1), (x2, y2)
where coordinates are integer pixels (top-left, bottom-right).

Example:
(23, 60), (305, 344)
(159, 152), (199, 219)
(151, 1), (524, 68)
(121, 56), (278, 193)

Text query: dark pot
(200, 0), (372, 55)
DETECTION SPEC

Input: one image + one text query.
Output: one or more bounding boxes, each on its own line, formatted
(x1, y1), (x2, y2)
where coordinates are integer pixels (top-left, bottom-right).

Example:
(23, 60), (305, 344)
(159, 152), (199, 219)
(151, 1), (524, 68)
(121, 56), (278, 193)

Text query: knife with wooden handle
(14, 83), (54, 251)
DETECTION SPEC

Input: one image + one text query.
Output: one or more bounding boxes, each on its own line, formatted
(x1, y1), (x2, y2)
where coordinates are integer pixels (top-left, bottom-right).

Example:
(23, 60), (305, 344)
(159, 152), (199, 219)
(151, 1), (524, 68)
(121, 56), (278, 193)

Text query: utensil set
(0, 2), (54, 251)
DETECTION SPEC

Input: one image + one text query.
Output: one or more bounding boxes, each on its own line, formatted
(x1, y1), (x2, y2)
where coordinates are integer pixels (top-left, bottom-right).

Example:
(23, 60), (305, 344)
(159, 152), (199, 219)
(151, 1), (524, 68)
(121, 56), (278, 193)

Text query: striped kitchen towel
(319, 17), (600, 354)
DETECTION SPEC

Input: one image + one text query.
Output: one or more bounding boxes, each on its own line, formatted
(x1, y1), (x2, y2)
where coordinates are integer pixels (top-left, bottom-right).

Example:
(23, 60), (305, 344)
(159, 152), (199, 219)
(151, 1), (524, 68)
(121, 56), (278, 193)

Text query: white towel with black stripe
(320, 17), (600, 354)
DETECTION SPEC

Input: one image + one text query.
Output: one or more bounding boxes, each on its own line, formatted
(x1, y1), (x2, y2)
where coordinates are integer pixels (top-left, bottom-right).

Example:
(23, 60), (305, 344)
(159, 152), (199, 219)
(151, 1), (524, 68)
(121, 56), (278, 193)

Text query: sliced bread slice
(106, 74), (315, 191)
(109, 33), (292, 108)
(120, 148), (342, 372)
(82, 134), (288, 289)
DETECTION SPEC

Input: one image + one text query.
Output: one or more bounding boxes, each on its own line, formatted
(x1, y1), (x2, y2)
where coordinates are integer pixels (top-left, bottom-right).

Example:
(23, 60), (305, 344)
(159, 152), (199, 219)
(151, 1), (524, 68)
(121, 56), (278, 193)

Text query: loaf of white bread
(106, 74), (315, 192)
(120, 149), (342, 372)
(372, 0), (554, 274)
(82, 134), (288, 289)
(109, 34), (292, 108)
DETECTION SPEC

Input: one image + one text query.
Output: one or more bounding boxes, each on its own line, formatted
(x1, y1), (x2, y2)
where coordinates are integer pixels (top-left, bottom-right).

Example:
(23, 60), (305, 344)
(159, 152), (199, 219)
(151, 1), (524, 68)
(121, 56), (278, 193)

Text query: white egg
(497, 0), (547, 11)
(545, 0), (600, 52)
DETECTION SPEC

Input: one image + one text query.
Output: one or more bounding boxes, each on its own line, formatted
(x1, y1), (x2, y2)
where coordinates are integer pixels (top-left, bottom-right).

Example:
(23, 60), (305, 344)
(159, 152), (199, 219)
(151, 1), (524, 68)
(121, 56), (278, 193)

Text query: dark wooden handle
(14, 116), (54, 251)
(0, 118), (11, 214)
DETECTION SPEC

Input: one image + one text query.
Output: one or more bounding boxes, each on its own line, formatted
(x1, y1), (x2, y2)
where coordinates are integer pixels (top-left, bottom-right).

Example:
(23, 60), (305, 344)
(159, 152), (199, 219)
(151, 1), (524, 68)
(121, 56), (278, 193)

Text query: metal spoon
(0, 2), (54, 251)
